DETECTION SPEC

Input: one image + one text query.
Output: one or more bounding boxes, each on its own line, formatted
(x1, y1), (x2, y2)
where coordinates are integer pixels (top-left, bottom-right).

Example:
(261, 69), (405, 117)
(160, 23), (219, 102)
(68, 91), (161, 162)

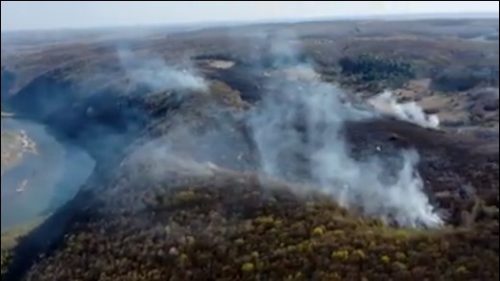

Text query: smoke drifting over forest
(117, 37), (443, 228)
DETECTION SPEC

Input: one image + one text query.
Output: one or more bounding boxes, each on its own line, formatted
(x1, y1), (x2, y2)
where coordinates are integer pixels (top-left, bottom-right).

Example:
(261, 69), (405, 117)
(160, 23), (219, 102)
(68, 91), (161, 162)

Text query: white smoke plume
(115, 35), (442, 228)
(369, 91), (440, 129)
(117, 49), (208, 93)
(249, 57), (442, 227)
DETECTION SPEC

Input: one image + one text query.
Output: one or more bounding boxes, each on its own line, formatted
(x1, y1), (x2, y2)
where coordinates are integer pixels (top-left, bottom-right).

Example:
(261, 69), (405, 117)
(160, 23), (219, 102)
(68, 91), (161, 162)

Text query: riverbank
(1, 118), (95, 232)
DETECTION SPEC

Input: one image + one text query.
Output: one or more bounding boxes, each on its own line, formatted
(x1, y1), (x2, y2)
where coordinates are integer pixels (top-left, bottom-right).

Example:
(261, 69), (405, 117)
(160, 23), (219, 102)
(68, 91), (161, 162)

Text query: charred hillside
(2, 63), (498, 281)
(1, 18), (499, 281)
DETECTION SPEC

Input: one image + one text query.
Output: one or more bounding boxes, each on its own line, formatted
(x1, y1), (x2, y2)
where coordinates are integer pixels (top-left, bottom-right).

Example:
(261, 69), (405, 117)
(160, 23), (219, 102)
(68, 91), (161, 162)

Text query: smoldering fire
(119, 38), (443, 228)
(368, 91), (440, 129)
(249, 64), (442, 228)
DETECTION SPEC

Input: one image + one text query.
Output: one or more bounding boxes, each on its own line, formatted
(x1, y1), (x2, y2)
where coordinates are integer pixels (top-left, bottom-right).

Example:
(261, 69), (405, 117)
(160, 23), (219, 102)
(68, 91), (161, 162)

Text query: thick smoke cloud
(247, 36), (442, 228)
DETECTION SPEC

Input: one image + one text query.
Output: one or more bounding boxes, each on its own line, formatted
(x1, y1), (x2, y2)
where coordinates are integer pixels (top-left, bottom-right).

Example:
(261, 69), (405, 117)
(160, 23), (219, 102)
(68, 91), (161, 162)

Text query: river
(1, 118), (95, 232)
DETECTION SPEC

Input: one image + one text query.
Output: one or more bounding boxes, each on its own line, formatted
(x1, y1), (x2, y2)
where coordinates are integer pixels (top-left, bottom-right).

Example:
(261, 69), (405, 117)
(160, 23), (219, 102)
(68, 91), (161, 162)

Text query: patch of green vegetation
(331, 249), (349, 261)
(339, 54), (416, 89)
(431, 66), (499, 92)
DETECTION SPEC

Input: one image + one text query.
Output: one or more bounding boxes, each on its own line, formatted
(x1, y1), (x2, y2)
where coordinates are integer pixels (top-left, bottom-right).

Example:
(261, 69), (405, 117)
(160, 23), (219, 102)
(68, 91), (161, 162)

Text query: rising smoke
(117, 48), (208, 93)
(369, 91), (440, 129)
(247, 36), (442, 228)
(118, 35), (443, 228)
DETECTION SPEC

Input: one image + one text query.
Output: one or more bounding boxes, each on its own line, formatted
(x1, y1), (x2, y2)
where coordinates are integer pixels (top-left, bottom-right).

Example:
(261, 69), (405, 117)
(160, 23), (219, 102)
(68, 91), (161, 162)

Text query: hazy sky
(1, 1), (499, 31)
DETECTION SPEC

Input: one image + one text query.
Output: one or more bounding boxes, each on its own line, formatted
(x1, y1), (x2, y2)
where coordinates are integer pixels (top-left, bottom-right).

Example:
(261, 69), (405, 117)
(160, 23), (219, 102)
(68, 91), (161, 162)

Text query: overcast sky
(1, 1), (499, 31)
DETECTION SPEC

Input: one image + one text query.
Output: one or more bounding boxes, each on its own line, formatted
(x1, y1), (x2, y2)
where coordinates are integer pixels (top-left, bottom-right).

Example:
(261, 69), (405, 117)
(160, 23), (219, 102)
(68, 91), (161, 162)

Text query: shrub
(431, 66), (499, 92)
(339, 54), (415, 87)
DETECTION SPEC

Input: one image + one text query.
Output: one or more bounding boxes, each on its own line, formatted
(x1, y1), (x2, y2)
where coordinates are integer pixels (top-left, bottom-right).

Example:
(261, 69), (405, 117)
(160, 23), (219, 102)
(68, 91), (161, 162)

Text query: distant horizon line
(2, 11), (498, 34)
